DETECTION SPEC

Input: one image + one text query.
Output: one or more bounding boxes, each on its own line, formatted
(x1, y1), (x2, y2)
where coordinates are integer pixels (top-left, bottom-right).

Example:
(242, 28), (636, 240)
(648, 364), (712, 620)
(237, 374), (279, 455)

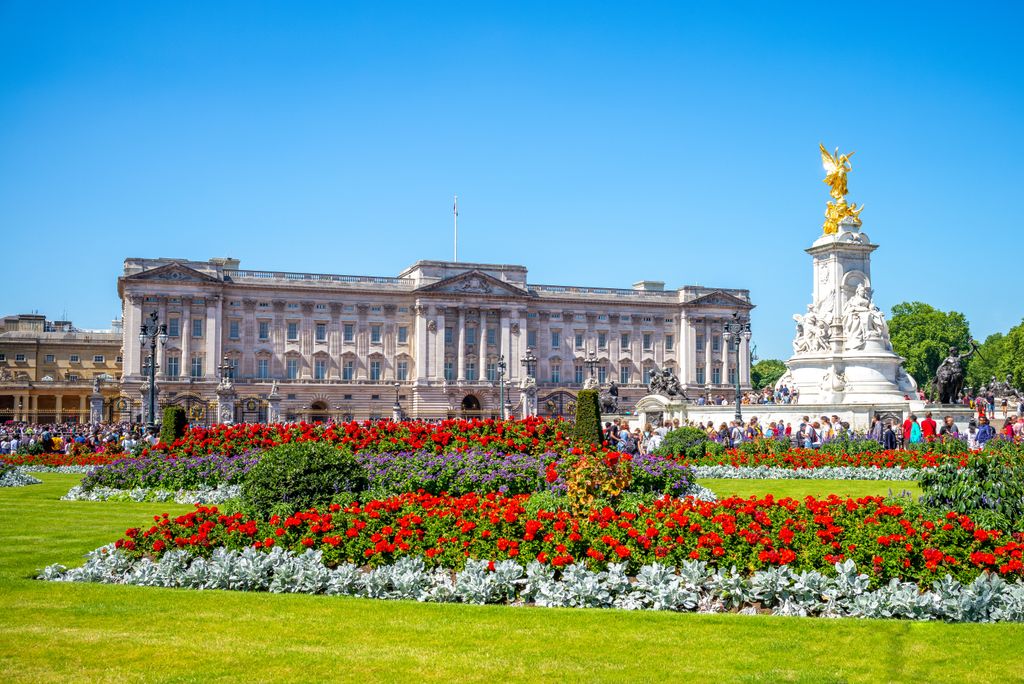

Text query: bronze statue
(820, 143), (864, 234)
(599, 381), (619, 413)
(648, 367), (685, 398)
(932, 343), (976, 404)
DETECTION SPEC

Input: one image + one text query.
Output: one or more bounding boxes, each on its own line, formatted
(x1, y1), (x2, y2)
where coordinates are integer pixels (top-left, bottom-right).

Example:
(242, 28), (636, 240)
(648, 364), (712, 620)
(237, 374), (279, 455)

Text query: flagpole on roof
(453, 194), (459, 262)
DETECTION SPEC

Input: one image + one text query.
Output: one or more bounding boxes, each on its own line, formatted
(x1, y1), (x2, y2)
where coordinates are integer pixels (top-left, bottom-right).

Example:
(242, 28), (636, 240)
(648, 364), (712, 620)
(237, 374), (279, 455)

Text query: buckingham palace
(116, 257), (754, 422)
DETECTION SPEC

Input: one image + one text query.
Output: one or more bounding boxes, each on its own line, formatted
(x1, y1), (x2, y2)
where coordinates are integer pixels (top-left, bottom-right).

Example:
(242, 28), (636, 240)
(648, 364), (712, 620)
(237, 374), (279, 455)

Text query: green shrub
(240, 442), (367, 518)
(735, 437), (791, 456)
(919, 452), (1024, 528)
(572, 389), (602, 446)
(160, 406), (188, 445)
(653, 427), (710, 460)
(906, 439), (970, 456)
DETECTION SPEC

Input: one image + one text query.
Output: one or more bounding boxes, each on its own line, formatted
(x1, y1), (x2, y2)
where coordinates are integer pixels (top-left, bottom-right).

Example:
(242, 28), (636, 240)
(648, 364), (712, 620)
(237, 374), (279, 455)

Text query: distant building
(116, 257), (754, 423)
(0, 314), (122, 422)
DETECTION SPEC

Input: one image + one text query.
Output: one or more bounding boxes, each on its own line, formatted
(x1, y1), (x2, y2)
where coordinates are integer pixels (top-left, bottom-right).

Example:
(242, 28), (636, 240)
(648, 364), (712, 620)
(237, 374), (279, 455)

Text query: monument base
(632, 394), (977, 434)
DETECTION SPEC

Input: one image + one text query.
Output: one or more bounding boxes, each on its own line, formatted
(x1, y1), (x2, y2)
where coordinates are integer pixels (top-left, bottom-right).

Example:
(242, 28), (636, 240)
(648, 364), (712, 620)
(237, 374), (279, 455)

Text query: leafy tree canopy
(889, 301), (972, 388)
(751, 359), (787, 390)
(966, 320), (1024, 393)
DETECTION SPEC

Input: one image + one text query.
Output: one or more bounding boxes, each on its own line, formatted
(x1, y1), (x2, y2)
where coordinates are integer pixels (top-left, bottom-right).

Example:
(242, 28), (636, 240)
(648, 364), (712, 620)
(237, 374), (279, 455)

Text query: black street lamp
(722, 313), (752, 422)
(138, 311), (168, 433)
(496, 355), (507, 419)
(583, 349), (599, 384)
(392, 381), (401, 420)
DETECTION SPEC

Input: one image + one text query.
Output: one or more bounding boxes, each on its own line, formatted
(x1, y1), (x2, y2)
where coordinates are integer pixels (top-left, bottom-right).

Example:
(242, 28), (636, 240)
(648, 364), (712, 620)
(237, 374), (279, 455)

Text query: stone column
(415, 304), (429, 382)
(499, 309), (511, 376)
(723, 331), (732, 388)
(300, 302), (314, 379)
(740, 330), (751, 388)
(356, 304), (369, 380)
(456, 307), (466, 382)
(54, 395), (62, 423)
(478, 310), (488, 382)
(434, 306), (446, 381)
(243, 299), (258, 378)
(123, 294), (143, 378)
(329, 303), (343, 379)
(204, 296), (219, 380)
(79, 394), (87, 422)
(180, 297), (192, 379)
(704, 319), (713, 388)
(30, 395), (38, 423)
(678, 313), (691, 385)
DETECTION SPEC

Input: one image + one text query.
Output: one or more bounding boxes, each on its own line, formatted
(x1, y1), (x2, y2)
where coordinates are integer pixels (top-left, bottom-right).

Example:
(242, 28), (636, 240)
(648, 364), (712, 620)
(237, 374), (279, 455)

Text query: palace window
(257, 359), (269, 379)
(728, 367), (737, 384)
(93, 355), (105, 363)
(444, 360), (454, 381)
(486, 362), (496, 382)
(370, 325), (382, 344)
(342, 360), (354, 381)
(166, 356), (180, 378)
(465, 327), (477, 345)
(44, 354), (55, 363)
(527, 330), (537, 348)
(597, 332), (607, 350)
(168, 318), (180, 337)
(642, 366), (652, 384)
(343, 323), (355, 343)
(643, 333), (652, 351)
(696, 368), (706, 385)
(550, 363), (561, 383)
(190, 356), (203, 378)
(598, 366), (607, 384)
(314, 359), (327, 380)
(69, 354), (79, 363)
(369, 360), (381, 381)
(258, 321), (270, 341)
(15, 354), (25, 362)
(620, 333), (630, 349)
(696, 334), (705, 352)
(397, 326), (408, 344)
(315, 322), (327, 342)
(712, 367), (722, 385)
(286, 358), (299, 380)
(575, 365), (584, 384)
(287, 322), (299, 341)
(67, 373), (78, 382)
(466, 362), (477, 382)
(315, 303), (327, 311)
(712, 335), (721, 352)
(192, 318), (203, 338)
(574, 333), (584, 350)
(486, 327), (496, 345)
(397, 361), (409, 381)
(666, 334), (674, 351)
(550, 331), (561, 349)
(445, 327), (454, 345)
(620, 365), (631, 384)
(229, 320), (240, 340)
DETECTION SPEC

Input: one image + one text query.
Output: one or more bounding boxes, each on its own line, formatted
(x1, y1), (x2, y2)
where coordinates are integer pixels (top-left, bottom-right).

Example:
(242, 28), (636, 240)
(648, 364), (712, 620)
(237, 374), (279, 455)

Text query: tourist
(882, 421), (899, 450)
(920, 412), (937, 442)
(868, 416), (883, 443)
(908, 415), (923, 444)
(1002, 418), (1016, 440)
(966, 420), (980, 450)
(938, 416), (959, 440)
(976, 416), (996, 447)
(901, 414), (913, 448)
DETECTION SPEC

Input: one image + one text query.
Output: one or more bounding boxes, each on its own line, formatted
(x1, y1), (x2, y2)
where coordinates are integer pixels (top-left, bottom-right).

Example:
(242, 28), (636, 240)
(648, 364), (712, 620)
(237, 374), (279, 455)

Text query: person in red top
(920, 412), (938, 442)
(902, 415), (913, 447)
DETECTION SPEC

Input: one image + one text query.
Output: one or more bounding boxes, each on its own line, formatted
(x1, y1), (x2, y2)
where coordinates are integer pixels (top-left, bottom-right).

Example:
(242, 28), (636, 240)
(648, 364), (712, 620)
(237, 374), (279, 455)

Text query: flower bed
(62, 484), (241, 505)
(1, 451), (126, 469)
(77, 450), (697, 498)
(692, 465), (921, 481)
(680, 448), (966, 470)
(103, 494), (1023, 587)
(0, 466), (42, 487)
(41, 548), (1024, 621)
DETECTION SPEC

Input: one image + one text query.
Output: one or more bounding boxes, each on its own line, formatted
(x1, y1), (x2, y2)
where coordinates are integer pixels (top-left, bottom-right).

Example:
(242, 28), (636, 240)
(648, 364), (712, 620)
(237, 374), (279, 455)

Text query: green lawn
(702, 478), (921, 500)
(1, 474), (1021, 683)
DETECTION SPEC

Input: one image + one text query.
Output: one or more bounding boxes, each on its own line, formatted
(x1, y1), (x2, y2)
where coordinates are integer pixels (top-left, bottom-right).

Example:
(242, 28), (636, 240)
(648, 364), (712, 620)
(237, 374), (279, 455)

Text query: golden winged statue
(819, 143), (863, 234)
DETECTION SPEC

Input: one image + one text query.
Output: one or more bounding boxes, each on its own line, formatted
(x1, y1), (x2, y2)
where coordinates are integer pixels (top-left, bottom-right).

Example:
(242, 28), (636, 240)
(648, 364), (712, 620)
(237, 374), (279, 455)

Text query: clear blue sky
(1, 1), (1021, 359)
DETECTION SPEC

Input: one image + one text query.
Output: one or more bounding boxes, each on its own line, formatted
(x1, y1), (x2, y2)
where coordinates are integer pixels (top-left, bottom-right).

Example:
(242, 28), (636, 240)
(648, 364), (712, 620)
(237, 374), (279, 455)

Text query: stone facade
(0, 314), (123, 422)
(116, 257), (754, 422)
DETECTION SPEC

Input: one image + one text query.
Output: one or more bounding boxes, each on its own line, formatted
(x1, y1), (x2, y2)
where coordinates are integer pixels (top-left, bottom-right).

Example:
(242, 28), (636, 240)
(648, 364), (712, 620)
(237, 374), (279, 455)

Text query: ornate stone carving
(272, 300), (286, 313)
(242, 298), (258, 311)
(510, 321), (520, 335)
(647, 367), (685, 398)
(792, 304), (830, 354)
(427, 320), (437, 333)
(300, 301), (315, 314)
(841, 284), (891, 351)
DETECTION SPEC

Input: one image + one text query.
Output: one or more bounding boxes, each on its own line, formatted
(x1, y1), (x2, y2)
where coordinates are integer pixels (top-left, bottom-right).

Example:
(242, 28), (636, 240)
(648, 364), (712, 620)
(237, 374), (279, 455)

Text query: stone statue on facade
(841, 284), (891, 350)
(932, 344), (976, 404)
(793, 304), (831, 354)
(648, 367), (685, 398)
(92, 376), (102, 394)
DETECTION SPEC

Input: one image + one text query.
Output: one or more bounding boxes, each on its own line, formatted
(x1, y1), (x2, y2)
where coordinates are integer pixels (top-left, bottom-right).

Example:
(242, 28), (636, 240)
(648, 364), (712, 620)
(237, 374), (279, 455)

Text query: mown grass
(702, 478), (921, 500)
(0, 473), (1021, 683)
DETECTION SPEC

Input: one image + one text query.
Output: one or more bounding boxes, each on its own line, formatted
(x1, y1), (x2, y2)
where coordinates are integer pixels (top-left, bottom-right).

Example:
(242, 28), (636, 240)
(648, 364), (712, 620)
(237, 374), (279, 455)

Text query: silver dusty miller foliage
(39, 548), (1024, 622)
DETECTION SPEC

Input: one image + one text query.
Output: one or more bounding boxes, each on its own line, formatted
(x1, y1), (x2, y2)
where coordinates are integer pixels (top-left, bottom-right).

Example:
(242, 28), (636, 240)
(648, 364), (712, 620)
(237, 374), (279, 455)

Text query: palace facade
(114, 257), (754, 423)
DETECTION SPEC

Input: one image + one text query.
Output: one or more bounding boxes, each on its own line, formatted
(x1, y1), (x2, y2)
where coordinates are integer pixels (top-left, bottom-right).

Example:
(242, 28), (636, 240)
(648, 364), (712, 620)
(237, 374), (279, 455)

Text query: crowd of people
(694, 384), (801, 406)
(0, 422), (152, 455)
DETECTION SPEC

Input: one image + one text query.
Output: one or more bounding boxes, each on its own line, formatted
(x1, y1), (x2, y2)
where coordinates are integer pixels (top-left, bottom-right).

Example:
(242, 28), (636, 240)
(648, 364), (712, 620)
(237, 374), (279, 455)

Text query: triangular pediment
(124, 263), (221, 284)
(685, 290), (753, 309)
(415, 270), (530, 298)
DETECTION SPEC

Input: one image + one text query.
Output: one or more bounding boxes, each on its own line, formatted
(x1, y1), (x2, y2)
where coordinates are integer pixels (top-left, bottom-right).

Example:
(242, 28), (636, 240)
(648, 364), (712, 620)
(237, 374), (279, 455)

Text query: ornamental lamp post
(392, 381), (402, 421)
(722, 313), (751, 423)
(138, 310), (168, 433)
(496, 355), (507, 420)
(521, 347), (539, 418)
(583, 349), (599, 385)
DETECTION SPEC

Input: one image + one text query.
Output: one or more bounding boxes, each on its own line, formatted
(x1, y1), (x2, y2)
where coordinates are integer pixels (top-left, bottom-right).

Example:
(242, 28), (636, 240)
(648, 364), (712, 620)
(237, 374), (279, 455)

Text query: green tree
(572, 389), (603, 446)
(967, 319), (1024, 393)
(159, 406), (188, 445)
(888, 302), (972, 389)
(750, 359), (787, 390)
